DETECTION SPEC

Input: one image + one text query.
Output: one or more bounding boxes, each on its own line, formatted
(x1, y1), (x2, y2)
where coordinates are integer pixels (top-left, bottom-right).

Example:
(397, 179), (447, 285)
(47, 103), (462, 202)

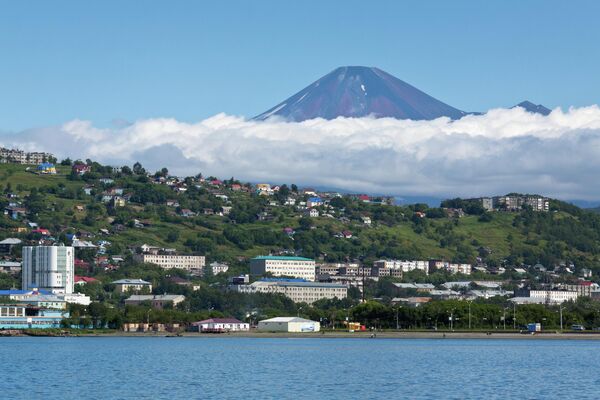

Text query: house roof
(260, 317), (317, 323)
(125, 294), (184, 302)
(74, 275), (99, 283)
(0, 238), (22, 245)
(112, 279), (151, 285)
(252, 255), (313, 261)
(194, 318), (244, 325)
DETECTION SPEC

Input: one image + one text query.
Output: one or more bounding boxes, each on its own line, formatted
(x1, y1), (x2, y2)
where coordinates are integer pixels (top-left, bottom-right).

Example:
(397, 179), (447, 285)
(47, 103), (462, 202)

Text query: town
(1, 147), (599, 335)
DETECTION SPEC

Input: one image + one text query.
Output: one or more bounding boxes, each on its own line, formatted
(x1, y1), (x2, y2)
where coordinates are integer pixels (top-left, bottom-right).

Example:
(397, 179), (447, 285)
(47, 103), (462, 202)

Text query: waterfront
(2, 337), (600, 399)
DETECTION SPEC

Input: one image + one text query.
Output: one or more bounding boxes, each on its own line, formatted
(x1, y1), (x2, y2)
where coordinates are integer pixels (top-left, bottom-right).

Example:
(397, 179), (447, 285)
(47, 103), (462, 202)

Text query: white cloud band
(3, 105), (600, 200)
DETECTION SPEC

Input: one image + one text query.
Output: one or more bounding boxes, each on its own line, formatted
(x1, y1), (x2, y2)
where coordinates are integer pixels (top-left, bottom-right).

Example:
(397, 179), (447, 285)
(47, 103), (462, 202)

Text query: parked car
(571, 324), (585, 331)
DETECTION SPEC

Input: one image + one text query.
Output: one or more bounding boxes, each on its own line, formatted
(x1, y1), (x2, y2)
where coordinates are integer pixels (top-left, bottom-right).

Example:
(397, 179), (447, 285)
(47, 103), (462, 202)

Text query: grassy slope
(0, 163), (594, 265)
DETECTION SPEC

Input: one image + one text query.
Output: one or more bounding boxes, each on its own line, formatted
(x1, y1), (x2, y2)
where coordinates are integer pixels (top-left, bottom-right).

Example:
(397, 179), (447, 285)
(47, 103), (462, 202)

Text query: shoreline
(7, 330), (600, 340)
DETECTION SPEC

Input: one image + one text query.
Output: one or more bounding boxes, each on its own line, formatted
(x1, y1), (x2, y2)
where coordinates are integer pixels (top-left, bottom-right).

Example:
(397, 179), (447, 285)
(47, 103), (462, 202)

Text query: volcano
(512, 101), (551, 116)
(254, 66), (468, 121)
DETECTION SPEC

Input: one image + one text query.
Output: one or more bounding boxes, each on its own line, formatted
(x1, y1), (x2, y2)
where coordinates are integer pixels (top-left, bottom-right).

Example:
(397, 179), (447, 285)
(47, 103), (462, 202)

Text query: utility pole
(513, 302), (516, 330)
(468, 301), (472, 330)
(503, 308), (506, 330)
(560, 305), (563, 331)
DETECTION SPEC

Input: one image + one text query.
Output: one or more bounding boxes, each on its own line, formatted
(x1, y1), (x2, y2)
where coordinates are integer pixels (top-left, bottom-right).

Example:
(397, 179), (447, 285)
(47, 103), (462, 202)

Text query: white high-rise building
(22, 246), (74, 294)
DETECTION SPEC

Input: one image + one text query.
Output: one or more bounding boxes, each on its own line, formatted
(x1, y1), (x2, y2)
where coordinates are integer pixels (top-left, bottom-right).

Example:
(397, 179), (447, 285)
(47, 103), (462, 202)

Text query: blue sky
(1, 0), (600, 131)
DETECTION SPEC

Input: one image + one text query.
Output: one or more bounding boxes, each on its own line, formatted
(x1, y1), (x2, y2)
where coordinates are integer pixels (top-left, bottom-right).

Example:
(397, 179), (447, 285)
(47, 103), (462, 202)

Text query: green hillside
(1, 161), (600, 278)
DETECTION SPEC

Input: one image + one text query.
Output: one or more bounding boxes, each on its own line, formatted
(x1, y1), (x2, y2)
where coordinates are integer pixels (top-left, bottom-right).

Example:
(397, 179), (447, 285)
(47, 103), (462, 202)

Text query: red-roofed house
(75, 275), (99, 285)
(31, 228), (51, 236)
(72, 163), (91, 175)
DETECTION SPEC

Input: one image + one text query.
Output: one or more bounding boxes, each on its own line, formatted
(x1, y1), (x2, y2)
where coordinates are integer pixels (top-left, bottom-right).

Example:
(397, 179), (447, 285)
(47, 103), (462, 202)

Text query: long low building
(134, 253), (205, 273)
(124, 294), (186, 309)
(0, 304), (66, 329)
(231, 279), (347, 304)
(258, 317), (320, 332)
(191, 318), (249, 332)
(250, 256), (316, 281)
(513, 289), (578, 304)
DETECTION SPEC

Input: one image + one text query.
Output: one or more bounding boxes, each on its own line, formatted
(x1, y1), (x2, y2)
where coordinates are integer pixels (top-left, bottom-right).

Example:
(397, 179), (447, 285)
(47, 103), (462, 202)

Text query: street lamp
(297, 306), (304, 318)
(448, 309), (456, 331)
(395, 306), (402, 330)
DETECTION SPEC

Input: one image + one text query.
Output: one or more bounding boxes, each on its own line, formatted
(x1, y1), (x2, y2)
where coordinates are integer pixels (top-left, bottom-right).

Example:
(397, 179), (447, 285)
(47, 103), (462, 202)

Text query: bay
(1, 337), (599, 399)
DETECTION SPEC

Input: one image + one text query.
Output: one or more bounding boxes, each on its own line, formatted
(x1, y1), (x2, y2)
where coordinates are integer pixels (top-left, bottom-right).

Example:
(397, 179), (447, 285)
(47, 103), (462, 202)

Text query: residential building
(74, 275), (99, 285)
(231, 279), (347, 304)
(391, 297), (432, 307)
(306, 197), (323, 208)
(0, 147), (53, 165)
(208, 261), (229, 275)
(374, 260), (430, 275)
(250, 256), (316, 281)
(191, 318), (249, 332)
(561, 282), (593, 297)
(393, 283), (435, 293)
(124, 294), (185, 309)
(134, 252), (205, 273)
(22, 245), (75, 294)
(429, 260), (472, 275)
(0, 261), (21, 274)
(306, 208), (319, 218)
(72, 163), (91, 175)
(481, 197), (494, 211)
(514, 288), (578, 304)
(0, 238), (22, 253)
(258, 317), (320, 332)
(112, 279), (152, 293)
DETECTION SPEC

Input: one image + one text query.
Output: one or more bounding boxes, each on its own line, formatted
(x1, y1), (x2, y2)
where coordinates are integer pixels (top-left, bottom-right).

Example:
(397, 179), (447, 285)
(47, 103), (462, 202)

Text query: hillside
(2, 161), (600, 277)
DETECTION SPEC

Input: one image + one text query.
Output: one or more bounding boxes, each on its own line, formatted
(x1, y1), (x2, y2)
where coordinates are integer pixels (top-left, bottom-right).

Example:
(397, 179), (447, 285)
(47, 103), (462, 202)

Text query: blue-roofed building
(250, 256), (316, 281)
(306, 197), (323, 208)
(0, 304), (67, 329)
(37, 162), (56, 174)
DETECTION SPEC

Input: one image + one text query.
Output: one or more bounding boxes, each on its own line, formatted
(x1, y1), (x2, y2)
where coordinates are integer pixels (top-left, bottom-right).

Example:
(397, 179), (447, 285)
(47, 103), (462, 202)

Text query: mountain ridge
(254, 66), (468, 122)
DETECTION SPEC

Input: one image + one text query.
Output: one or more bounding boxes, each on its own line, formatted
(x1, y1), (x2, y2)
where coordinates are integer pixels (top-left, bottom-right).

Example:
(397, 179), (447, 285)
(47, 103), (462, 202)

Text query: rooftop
(252, 256), (313, 261)
(112, 279), (151, 285)
(260, 317), (316, 323)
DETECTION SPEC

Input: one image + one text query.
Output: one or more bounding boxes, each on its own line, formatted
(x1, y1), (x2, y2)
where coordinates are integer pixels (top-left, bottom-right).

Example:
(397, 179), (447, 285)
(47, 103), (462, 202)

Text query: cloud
(2, 106), (600, 200)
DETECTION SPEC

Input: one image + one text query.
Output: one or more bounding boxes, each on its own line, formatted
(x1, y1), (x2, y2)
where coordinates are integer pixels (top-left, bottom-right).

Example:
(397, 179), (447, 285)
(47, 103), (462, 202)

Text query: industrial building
(258, 317), (320, 332)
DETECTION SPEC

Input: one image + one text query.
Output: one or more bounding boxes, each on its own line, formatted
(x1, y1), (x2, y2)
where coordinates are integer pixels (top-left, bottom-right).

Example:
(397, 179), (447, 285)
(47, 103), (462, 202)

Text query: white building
(209, 262), (229, 275)
(192, 318), (249, 332)
(112, 279), (152, 293)
(430, 260), (472, 275)
(134, 253), (205, 273)
(22, 246), (74, 294)
(374, 260), (429, 275)
(250, 256), (316, 281)
(514, 289), (578, 304)
(232, 280), (347, 304)
(258, 317), (320, 332)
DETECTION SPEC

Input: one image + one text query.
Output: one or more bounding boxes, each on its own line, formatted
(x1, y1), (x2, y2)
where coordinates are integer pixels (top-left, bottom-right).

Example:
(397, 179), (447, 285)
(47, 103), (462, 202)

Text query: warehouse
(258, 317), (320, 332)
